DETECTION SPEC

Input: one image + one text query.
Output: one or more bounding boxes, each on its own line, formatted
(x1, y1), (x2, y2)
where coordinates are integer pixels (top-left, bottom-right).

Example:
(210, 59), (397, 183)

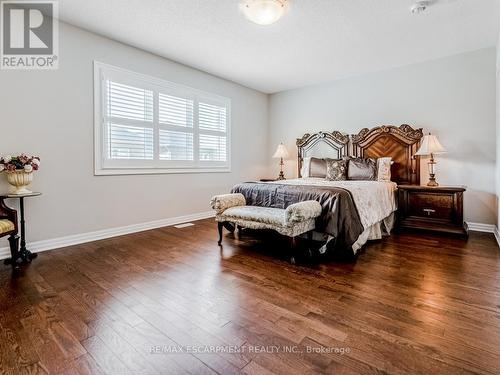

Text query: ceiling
(59, 0), (500, 93)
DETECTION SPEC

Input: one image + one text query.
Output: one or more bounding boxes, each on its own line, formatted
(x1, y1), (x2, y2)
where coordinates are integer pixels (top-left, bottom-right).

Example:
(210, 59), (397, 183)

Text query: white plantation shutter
(198, 102), (228, 162)
(158, 93), (194, 161)
(199, 134), (227, 161)
(95, 62), (231, 174)
(159, 93), (194, 128)
(107, 81), (153, 122)
(108, 124), (153, 160)
(159, 129), (194, 161)
(105, 81), (154, 160)
(199, 102), (226, 132)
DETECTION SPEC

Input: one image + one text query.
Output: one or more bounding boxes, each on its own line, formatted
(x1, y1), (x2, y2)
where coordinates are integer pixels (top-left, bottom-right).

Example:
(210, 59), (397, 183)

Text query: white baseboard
(467, 222), (496, 233)
(467, 222), (500, 248)
(0, 211), (215, 260)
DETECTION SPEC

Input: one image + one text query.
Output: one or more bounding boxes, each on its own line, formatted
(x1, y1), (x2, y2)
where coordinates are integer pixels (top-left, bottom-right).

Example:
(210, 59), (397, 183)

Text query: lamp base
(277, 158), (286, 180)
(426, 157), (439, 187)
(427, 174), (439, 187)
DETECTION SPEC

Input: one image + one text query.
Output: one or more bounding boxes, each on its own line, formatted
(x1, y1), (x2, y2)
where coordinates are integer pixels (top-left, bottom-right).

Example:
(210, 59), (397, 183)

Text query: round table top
(0, 192), (42, 199)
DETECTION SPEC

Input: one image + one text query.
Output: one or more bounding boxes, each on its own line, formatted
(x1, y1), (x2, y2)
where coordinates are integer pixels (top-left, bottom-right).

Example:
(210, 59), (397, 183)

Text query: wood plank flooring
(0, 219), (499, 375)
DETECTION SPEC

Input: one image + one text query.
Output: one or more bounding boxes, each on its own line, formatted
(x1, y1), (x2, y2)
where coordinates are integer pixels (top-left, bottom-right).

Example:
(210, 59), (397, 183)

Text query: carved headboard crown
(295, 125), (423, 184)
(296, 131), (349, 177)
(351, 124), (423, 185)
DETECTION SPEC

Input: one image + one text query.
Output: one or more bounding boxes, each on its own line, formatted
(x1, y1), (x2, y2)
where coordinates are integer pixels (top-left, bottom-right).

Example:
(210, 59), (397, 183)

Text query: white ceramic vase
(6, 170), (33, 195)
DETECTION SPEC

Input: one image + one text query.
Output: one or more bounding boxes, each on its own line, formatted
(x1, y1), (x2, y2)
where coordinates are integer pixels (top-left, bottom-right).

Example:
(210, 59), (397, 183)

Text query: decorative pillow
(325, 159), (347, 181)
(309, 157), (328, 178)
(300, 157), (311, 178)
(347, 158), (377, 180)
(377, 157), (392, 181)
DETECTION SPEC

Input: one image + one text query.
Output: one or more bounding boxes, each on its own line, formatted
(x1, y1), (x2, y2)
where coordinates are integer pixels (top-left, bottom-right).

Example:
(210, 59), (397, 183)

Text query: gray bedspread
(231, 182), (364, 250)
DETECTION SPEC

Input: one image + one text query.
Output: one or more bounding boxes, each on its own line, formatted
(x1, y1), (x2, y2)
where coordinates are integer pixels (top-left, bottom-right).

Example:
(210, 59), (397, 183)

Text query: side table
(1, 192), (41, 268)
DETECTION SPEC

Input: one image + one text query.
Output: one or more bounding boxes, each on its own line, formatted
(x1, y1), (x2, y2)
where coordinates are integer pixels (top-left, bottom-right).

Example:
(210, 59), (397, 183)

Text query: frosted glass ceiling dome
(241, 0), (288, 26)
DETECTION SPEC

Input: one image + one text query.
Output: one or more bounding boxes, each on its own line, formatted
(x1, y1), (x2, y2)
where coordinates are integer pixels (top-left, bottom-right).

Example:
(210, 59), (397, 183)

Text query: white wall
(269, 48), (497, 225)
(0, 23), (269, 247)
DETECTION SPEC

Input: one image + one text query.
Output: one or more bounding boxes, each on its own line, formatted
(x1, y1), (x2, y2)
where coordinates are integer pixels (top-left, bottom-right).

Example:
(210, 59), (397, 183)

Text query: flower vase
(6, 170), (33, 195)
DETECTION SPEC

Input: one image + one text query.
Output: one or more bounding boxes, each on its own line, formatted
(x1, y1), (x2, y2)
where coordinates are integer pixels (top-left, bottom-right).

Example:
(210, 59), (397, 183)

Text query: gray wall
(0, 23), (269, 247)
(269, 48), (497, 225)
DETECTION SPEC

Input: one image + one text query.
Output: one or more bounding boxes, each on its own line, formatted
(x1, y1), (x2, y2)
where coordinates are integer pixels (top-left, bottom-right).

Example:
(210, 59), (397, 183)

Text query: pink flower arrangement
(0, 154), (41, 173)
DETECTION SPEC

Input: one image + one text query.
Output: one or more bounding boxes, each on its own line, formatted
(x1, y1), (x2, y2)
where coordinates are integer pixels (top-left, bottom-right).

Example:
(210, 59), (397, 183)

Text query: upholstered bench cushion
(211, 193), (322, 238)
(221, 206), (285, 226)
(0, 219), (15, 234)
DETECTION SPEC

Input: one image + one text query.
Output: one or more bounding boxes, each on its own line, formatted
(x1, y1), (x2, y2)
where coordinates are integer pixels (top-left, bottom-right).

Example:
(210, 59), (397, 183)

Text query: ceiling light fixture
(241, 0), (288, 26)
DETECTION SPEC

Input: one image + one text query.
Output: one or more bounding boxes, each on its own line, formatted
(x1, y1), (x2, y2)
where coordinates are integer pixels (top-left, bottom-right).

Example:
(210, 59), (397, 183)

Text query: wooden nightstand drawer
(397, 185), (468, 238)
(407, 192), (454, 221)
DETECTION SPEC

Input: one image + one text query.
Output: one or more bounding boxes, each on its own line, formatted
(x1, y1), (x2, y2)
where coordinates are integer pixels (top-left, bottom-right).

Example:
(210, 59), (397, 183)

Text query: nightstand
(397, 185), (468, 238)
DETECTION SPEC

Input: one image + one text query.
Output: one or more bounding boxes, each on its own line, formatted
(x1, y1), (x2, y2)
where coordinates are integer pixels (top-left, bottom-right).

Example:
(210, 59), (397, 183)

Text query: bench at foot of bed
(210, 193), (321, 261)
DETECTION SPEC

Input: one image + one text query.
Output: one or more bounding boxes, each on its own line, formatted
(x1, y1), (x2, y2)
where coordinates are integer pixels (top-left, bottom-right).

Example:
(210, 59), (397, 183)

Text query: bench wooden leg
(289, 236), (297, 264)
(217, 222), (238, 245)
(306, 230), (314, 259)
(223, 222), (235, 233)
(307, 230), (313, 242)
(289, 232), (314, 264)
(217, 222), (224, 245)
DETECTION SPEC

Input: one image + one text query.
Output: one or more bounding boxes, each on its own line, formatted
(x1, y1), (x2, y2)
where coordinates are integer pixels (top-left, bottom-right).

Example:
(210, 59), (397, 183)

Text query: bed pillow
(377, 157), (392, 181)
(300, 157), (311, 178)
(309, 157), (328, 178)
(325, 159), (347, 181)
(347, 158), (377, 180)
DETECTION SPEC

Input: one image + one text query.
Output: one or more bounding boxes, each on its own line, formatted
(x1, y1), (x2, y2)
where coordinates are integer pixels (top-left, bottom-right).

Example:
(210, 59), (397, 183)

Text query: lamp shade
(273, 143), (289, 159)
(415, 134), (447, 156)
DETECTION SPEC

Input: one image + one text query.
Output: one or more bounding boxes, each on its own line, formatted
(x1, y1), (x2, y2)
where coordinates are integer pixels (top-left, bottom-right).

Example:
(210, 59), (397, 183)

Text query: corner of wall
(266, 92), (273, 174)
(496, 32), (500, 247)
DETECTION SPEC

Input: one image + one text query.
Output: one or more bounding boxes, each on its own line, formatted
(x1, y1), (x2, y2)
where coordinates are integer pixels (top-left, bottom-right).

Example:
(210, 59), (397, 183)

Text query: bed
(232, 125), (424, 255)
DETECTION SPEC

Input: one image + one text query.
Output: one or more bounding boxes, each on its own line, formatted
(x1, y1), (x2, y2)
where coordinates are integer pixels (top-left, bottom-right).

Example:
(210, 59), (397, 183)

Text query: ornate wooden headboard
(296, 131), (349, 177)
(295, 124), (423, 184)
(351, 124), (423, 185)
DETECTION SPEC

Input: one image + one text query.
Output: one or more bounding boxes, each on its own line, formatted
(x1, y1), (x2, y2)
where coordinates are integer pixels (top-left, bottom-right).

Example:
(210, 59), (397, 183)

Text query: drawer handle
(423, 208), (436, 216)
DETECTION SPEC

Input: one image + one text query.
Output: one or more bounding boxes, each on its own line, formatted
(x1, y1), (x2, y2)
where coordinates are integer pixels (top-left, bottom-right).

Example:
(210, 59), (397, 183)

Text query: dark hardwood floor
(1, 218), (499, 375)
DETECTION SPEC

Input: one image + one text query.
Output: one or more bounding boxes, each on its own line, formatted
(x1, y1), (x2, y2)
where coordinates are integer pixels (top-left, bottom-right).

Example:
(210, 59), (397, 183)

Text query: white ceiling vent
(174, 223), (195, 229)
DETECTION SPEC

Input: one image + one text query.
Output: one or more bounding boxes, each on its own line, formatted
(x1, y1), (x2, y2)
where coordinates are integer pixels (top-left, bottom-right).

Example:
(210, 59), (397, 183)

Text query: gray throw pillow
(347, 158), (377, 180)
(309, 157), (327, 178)
(325, 159), (347, 181)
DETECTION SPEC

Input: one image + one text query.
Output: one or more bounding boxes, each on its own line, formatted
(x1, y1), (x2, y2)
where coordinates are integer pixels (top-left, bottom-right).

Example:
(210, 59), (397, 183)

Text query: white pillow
(377, 157), (392, 181)
(300, 157), (311, 178)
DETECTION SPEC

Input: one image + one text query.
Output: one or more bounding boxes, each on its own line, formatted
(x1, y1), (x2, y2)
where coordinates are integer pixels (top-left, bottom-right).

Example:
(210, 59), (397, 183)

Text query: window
(94, 62), (231, 175)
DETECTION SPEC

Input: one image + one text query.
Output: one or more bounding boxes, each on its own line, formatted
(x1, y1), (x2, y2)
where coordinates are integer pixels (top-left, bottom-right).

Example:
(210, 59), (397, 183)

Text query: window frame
(94, 61), (231, 176)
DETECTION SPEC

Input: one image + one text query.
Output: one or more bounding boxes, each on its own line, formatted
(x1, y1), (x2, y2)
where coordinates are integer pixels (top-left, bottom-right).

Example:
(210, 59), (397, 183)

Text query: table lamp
(415, 133), (447, 186)
(273, 143), (289, 180)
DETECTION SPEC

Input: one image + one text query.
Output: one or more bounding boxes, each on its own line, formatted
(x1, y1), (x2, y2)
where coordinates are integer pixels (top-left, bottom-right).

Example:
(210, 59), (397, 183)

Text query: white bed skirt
(317, 212), (395, 255)
(351, 212), (395, 253)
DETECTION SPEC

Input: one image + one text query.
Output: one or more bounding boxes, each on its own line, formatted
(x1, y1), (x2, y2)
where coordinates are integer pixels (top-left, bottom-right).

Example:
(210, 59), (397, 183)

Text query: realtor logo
(1, 0), (58, 69)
